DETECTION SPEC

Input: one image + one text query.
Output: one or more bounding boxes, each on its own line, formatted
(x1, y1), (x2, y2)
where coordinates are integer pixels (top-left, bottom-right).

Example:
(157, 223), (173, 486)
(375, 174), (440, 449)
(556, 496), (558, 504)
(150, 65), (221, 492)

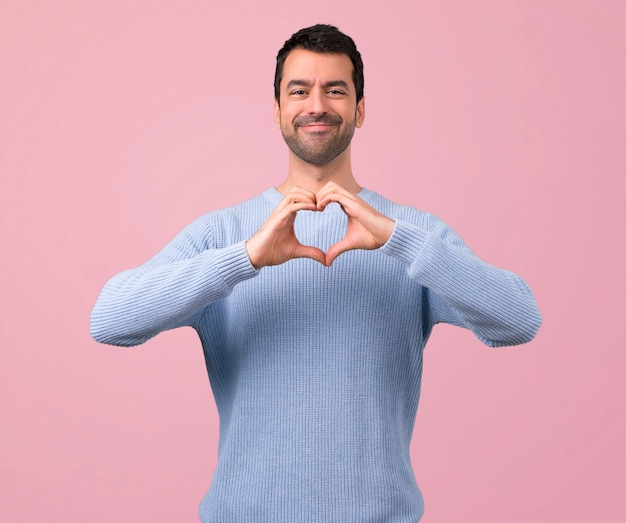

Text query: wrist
(245, 239), (263, 269)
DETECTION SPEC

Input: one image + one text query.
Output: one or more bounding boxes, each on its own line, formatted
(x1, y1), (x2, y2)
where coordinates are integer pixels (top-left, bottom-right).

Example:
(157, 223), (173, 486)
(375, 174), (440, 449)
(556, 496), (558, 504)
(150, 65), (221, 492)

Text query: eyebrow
(285, 79), (351, 92)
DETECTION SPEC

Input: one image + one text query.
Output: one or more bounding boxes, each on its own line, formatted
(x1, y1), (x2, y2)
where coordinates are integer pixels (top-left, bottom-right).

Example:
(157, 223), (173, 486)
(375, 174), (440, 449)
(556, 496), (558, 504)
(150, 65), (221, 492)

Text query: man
(91, 24), (541, 523)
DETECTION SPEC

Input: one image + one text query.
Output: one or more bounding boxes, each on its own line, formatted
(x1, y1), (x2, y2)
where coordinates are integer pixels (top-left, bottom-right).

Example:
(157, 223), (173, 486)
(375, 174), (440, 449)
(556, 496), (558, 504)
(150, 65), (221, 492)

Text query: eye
(290, 89), (307, 96)
(327, 89), (346, 97)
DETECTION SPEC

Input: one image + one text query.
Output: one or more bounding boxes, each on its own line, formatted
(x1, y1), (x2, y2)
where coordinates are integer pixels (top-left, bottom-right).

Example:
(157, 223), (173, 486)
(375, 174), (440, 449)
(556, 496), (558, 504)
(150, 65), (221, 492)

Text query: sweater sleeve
(379, 216), (542, 347)
(90, 215), (259, 347)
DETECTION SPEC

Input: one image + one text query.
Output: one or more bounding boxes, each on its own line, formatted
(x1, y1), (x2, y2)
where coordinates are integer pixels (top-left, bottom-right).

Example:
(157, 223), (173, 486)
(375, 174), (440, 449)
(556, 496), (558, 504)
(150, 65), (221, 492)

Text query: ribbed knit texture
(91, 188), (542, 523)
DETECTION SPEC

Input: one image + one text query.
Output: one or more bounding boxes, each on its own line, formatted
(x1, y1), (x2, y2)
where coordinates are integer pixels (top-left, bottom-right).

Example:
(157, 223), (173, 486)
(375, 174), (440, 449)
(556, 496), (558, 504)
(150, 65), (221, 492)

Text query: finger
(316, 180), (348, 197)
(316, 186), (359, 212)
(289, 185), (318, 199)
(276, 198), (318, 215)
(316, 189), (394, 246)
(272, 200), (319, 225)
(286, 185), (318, 197)
(325, 238), (354, 267)
(273, 192), (317, 214)
(282, 186), (318, 205)
(293, 245), (327, 266)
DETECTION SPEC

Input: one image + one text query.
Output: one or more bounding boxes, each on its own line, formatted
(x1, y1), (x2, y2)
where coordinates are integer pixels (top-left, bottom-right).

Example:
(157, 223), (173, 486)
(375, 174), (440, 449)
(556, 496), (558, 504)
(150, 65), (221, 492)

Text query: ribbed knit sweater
(90, 187), (541, 523)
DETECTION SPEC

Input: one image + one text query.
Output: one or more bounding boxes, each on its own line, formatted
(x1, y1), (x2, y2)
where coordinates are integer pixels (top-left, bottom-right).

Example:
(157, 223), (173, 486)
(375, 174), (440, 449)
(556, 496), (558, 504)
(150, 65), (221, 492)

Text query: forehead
(281, 49), (354, 88)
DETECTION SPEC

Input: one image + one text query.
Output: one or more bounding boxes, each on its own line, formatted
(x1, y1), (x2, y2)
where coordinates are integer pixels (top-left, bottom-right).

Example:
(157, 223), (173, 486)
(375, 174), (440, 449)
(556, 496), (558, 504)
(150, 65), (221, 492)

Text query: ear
(355, 96), (365, 128)
(273, 98), (281, 128)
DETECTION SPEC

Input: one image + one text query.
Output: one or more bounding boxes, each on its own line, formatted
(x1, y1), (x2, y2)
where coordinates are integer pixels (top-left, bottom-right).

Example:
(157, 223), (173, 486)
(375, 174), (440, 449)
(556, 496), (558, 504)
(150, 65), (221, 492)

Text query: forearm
(381, 219), (542, 347)
(90, 241), (258, 346)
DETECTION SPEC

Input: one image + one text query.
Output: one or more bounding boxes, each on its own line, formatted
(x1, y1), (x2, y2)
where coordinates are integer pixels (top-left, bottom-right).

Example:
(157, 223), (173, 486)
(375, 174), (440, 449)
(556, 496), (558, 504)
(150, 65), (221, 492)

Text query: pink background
(1, 1), (624, 521)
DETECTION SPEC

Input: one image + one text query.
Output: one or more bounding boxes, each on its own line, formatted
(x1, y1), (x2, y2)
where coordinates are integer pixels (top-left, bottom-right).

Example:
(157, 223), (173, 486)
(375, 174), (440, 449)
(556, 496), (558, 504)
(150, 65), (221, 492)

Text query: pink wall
(1, 1), (624, 521)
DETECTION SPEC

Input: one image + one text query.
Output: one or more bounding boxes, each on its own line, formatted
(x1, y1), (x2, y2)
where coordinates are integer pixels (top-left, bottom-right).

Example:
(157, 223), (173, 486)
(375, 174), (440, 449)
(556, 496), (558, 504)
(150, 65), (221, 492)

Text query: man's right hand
(245, 187), (327, 269)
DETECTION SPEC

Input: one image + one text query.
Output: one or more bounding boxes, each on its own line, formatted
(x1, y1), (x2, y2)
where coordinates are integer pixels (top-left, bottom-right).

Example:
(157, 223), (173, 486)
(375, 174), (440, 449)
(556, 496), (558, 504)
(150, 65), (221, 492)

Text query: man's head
(274, 25), (365, 166)
(274, 24), (364, 106)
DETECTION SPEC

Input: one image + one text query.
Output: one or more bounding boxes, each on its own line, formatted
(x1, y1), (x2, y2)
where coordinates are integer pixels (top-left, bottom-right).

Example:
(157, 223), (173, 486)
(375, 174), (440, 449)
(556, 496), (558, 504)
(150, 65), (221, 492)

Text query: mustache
(294, 114), (343, 127)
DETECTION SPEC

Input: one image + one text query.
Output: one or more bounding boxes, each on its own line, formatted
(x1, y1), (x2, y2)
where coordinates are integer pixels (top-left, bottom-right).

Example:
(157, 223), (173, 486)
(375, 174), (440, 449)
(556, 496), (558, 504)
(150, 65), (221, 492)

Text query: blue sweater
(91, 187), (541, 522)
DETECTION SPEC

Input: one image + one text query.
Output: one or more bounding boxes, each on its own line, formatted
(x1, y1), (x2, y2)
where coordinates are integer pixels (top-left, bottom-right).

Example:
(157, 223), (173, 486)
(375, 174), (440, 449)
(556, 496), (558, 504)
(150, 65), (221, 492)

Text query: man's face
(274, 49), (365, 165)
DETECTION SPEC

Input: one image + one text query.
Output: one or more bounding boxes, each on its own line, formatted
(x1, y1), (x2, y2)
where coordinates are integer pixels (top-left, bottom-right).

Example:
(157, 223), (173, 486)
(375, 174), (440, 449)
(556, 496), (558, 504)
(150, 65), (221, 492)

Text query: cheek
(281, 110), (298, 128)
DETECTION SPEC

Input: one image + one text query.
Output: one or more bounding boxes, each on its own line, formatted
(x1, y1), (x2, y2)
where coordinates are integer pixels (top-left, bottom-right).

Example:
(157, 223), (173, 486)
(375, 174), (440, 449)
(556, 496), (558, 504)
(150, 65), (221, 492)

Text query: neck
(276, 147), (361, 195)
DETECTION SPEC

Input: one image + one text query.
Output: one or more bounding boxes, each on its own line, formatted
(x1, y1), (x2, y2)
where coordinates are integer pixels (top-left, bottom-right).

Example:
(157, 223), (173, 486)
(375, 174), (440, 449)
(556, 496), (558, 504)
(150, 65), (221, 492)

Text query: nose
(304, 88), (327, 115)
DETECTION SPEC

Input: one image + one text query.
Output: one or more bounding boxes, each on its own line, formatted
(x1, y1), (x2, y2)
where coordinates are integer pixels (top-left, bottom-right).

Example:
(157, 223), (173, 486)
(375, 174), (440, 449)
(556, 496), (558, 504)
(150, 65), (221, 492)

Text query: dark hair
(274, 24), (364, 104)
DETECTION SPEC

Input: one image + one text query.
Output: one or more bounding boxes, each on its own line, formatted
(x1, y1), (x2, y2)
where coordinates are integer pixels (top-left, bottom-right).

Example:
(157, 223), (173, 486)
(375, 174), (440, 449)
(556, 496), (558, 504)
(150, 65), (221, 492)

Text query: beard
(280, 112), (356, 165)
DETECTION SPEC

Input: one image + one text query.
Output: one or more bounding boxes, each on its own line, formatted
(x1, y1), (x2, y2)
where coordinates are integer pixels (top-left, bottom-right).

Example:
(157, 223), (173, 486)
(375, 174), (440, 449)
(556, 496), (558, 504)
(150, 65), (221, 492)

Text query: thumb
(293, 245), (328, 266)
(325, 239), (353, 267)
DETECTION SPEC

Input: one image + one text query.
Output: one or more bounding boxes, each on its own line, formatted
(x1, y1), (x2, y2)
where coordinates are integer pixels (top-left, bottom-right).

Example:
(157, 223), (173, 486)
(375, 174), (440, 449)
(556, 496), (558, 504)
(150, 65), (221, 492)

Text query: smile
(299, 124), (336, 132)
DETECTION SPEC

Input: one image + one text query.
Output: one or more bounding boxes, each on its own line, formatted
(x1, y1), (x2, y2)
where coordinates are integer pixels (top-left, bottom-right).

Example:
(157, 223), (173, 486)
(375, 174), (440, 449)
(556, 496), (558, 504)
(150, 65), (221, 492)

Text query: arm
(380, 217), (542, 347)
(90, 215), (258, 347)
(91, 187), (327, 347)
(317, 181), (542, 347)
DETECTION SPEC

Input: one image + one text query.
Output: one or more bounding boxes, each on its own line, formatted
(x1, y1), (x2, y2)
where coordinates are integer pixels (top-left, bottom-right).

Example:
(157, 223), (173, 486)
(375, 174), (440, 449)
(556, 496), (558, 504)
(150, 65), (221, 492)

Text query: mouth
(294, 115), (342, 132)
(299, 123), (336, 132)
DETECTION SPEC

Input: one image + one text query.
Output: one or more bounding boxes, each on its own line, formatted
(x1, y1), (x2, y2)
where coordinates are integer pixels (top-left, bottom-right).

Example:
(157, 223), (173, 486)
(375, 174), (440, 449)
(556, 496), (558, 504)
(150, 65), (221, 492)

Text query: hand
(316, 182), (395, 266)
(246, 186), (327, 268)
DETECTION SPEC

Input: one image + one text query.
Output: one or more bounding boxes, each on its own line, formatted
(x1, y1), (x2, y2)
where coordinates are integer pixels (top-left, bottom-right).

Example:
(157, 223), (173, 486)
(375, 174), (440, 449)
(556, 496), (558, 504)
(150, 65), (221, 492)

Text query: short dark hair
(274, 24), (364, 105)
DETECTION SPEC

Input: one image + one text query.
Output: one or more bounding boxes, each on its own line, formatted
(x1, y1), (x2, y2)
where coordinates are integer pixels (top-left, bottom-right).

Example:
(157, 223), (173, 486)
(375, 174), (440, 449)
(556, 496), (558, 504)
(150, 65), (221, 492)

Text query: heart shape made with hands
(293, 203), (352, 266)
(246, 185), (395, 269)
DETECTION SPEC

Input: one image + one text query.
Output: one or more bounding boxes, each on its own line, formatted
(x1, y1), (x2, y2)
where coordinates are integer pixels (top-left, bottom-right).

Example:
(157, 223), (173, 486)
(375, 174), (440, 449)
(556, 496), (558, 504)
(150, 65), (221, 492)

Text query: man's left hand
(316, 181), (395, 266)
